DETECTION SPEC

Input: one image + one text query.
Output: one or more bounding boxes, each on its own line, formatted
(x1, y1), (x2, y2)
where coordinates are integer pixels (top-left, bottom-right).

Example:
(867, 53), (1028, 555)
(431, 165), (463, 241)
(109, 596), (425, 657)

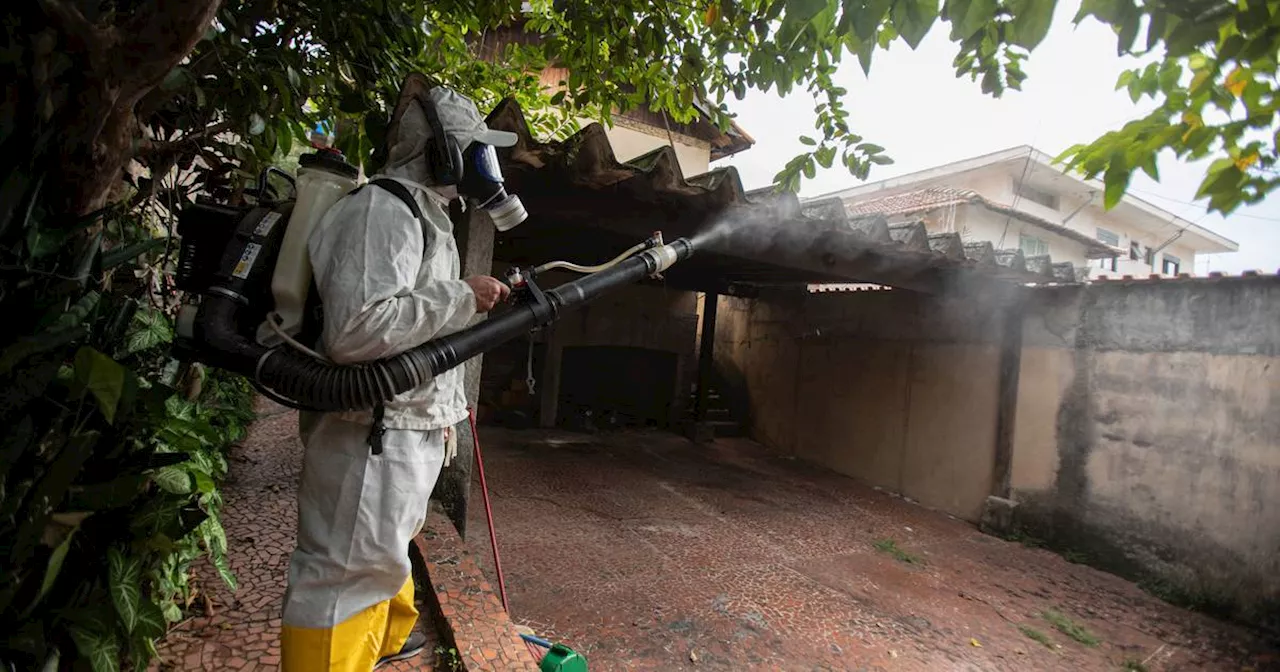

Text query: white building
(813, 146), (1238, 279)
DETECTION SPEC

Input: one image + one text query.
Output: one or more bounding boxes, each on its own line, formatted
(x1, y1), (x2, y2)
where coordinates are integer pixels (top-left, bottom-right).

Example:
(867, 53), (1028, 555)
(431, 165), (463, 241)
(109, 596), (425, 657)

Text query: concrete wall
(715, 288), (1010, 521)
(538, 276), (700, 427)
(594, 120), (712, 177)
(1012, 277), (1280, 624)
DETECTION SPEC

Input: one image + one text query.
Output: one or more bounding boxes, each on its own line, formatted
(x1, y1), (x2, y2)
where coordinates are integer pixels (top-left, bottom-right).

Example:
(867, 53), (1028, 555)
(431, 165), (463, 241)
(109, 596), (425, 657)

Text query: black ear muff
(421, 96), (463, 186)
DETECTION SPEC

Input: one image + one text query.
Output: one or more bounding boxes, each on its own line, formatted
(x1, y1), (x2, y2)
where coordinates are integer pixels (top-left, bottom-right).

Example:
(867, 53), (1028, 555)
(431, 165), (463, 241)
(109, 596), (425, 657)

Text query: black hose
(200, 238), (694, 412)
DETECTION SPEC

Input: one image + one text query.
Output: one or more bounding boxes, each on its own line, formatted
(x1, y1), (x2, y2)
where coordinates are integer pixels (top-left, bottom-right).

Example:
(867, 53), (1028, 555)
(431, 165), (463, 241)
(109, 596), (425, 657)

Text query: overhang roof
(484, 100), (1085, 295)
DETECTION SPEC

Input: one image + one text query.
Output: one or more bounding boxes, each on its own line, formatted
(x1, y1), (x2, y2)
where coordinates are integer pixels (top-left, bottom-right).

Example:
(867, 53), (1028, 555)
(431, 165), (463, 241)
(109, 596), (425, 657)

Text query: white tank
(258, 150), (359, 346)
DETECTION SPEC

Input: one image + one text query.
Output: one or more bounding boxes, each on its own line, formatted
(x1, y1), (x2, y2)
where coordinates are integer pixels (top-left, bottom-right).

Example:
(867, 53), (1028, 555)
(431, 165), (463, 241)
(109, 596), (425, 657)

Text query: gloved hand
(443, 425), (458, 467)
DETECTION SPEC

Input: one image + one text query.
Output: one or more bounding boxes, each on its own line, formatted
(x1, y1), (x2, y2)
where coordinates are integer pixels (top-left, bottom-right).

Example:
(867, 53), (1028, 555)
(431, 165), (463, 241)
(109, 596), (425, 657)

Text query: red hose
(468, 407), (509, 613)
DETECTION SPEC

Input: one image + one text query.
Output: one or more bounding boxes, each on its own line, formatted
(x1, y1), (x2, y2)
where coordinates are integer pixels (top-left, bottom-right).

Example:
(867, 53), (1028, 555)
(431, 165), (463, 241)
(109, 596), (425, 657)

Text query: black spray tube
(242, 238), (694, 412)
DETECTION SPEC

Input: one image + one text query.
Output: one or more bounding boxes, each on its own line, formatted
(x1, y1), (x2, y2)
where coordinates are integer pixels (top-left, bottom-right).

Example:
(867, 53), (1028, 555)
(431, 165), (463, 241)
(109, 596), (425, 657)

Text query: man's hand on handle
(464, 276), (510, 313)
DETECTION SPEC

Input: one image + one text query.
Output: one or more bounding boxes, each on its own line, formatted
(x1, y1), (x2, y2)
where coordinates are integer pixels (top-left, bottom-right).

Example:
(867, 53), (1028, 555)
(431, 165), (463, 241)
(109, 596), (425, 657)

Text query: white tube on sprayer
(256, 150), (360, 346)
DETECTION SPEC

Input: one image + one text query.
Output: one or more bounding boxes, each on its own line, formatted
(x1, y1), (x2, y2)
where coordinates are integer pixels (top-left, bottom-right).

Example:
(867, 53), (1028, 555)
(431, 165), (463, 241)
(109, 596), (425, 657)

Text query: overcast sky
(717, 0), (1279, 274)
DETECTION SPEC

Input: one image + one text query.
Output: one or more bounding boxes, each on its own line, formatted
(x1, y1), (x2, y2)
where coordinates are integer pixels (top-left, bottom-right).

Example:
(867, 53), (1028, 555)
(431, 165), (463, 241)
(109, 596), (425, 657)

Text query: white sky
(717, 0), (1280, 274)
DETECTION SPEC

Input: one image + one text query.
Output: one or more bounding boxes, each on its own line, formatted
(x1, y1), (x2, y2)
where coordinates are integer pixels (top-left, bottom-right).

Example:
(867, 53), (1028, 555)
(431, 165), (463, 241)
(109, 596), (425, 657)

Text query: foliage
(1058, 0), (1280, 214)
(0, 150), (255, 669)
(872, 538), (924, 564)
(435, 645), (463, 671)
(1041, 608), (1100, 647)
(2, 1), (1278, 665)
(1017, 624), (1057, 649)
(1122, 658), (1150, 672)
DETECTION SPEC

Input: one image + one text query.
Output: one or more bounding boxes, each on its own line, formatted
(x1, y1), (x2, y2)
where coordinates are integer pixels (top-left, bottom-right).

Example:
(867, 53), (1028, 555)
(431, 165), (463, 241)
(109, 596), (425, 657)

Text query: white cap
(425, 87), (518, 149)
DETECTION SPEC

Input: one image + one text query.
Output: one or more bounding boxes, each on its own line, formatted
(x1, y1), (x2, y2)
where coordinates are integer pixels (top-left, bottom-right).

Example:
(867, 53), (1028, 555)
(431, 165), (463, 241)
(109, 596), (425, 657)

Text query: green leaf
(892, 0), (940, 49)
(1007, 0), (1056, 49)
(1103, 155), (1130, 209)
(69, 625), (120, 672)
(38, 523), (78, 603)
(799, 135), (817, 146)
(68, 475), (147, 510)
(102, 238), (165, 270)
(192, 469), (216, 494)
(213, 550), (237, 591)
(26, 225), (68, 259)
(783, 0), (828, 31)
(73, 347), (126, 424)
(135, 600), (168, 639)
(152, 466), (193, 495)
(124, 309), (174, 356)
(162, 601), (182, 623)
(278, 118), (294, 157)
(108, 547), (143, 633)
(948, 0), (997, 41)
(1196, 159), (1244, 199)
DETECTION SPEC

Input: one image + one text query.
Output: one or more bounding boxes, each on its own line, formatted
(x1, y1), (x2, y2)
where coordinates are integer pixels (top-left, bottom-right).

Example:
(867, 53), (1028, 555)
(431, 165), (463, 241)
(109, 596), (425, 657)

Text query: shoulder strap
(350, 178), (438, 257)
(366, 178), (425, 222)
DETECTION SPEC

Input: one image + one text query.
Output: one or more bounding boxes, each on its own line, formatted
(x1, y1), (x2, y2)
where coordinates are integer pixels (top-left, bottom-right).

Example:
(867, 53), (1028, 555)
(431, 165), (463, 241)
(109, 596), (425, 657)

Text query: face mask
(461, 143), (527, 231)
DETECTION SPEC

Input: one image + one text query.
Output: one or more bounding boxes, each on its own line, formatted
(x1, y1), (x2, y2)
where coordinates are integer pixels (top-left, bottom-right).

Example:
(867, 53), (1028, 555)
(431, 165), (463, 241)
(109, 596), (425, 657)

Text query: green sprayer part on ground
(540, 643), (588, 672)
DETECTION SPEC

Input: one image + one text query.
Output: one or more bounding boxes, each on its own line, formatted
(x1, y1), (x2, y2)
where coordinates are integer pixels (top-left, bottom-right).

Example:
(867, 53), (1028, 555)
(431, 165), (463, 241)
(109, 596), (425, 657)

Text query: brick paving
(465, 428), (1280, 672)
(152, 400), (441, 671)
(414, 513), (541, 671)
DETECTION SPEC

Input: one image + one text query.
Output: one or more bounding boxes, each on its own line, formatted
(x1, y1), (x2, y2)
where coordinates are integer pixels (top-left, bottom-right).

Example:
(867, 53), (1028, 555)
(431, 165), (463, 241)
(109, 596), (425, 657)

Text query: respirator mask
(400, 80), (528, 232)
(459, 141), (526, 231)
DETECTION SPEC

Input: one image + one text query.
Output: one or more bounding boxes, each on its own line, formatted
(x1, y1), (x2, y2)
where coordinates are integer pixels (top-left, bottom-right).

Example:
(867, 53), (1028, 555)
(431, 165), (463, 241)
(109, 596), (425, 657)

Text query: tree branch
(138, 120), (233, 158)
(114, 0), (224, 104)
(37, 0), (119, 58)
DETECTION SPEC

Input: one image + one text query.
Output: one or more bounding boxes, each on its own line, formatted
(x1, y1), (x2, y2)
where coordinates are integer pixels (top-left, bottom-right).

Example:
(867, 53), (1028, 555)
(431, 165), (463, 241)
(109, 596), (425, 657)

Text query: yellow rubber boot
(281, 577), (418, 672)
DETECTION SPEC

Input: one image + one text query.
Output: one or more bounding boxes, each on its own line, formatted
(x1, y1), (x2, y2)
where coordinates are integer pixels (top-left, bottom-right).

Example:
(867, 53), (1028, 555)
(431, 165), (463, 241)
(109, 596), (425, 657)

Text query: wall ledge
(412, 512), (541, 671)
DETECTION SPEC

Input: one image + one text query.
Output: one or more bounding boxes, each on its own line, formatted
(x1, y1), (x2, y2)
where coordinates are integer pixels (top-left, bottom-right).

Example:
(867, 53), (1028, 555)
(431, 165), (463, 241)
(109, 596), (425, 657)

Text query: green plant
(435, 645), (462, 671)
(1041, 609), (1100, 647)
(1122, 658), (1150, 672)
(873, 538), (923, 565)
(0, 143), (255, 669)
(1017, 625), (1055, 650)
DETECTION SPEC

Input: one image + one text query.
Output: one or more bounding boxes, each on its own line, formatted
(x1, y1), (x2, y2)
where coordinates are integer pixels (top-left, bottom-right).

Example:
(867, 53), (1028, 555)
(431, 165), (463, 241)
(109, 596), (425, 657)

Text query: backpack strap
(366, 177), (425, 221)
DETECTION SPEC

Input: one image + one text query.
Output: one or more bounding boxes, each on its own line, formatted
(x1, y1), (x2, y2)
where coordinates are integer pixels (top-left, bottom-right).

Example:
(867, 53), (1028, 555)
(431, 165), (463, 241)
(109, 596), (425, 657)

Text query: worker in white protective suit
(280, 74), (522, 671)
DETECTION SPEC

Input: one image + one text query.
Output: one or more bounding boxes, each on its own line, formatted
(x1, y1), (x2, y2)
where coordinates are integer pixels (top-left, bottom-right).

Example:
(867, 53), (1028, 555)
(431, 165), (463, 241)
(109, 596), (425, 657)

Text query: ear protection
(421, 96), (464, 186)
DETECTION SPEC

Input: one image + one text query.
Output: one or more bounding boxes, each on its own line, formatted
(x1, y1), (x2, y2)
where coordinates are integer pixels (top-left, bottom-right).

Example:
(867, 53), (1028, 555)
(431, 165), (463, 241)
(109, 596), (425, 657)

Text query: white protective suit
(280, 76), (518, 671)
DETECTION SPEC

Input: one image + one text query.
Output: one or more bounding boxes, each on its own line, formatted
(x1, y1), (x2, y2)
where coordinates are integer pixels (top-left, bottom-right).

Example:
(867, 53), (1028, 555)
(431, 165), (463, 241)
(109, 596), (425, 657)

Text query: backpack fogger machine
(172, 149), (696, 412)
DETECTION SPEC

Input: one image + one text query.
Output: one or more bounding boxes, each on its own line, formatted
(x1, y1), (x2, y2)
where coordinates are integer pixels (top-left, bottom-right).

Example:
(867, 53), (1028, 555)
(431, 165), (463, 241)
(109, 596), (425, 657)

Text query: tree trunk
(35, 0), (223, 216)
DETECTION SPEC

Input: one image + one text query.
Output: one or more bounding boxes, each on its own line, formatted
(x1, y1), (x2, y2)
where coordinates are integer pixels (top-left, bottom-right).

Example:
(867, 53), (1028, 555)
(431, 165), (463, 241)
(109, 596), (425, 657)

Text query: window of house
(1018, 184), (1060, 210)
(1130, 240), (1142, 261)
(1162, 254), (1181, 275)
(1020, 234), (1048, 257)
(1096, 227), (1120, 247)
(1096, 257), (1118, 272)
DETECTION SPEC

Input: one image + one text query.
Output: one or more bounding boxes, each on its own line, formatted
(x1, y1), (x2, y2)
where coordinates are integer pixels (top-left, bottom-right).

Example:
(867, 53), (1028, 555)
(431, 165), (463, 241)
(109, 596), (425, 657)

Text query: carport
(429, 100), (1075, 536)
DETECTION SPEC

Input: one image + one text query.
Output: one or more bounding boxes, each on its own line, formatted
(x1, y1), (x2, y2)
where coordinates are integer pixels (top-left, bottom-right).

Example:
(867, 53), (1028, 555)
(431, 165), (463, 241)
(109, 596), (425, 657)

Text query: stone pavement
(414, 512), (541, 671)
(152, 400), (441, 671)
(464, 428), (1280, 672)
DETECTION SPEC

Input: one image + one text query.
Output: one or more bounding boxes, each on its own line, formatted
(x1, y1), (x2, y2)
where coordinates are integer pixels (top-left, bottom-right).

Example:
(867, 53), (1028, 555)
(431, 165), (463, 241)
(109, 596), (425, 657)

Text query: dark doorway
(558, 346), (677, 431)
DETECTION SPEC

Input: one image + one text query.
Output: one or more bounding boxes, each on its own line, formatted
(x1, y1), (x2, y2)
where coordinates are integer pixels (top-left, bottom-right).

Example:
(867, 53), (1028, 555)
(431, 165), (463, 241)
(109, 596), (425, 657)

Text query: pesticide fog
(685, 201), (1031, 316)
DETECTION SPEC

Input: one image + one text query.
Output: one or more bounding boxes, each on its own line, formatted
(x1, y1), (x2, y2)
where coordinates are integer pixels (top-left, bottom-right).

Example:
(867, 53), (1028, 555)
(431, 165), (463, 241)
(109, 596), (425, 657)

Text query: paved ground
(152, 400), (441, 671)
(465, 427), (1279, 672)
